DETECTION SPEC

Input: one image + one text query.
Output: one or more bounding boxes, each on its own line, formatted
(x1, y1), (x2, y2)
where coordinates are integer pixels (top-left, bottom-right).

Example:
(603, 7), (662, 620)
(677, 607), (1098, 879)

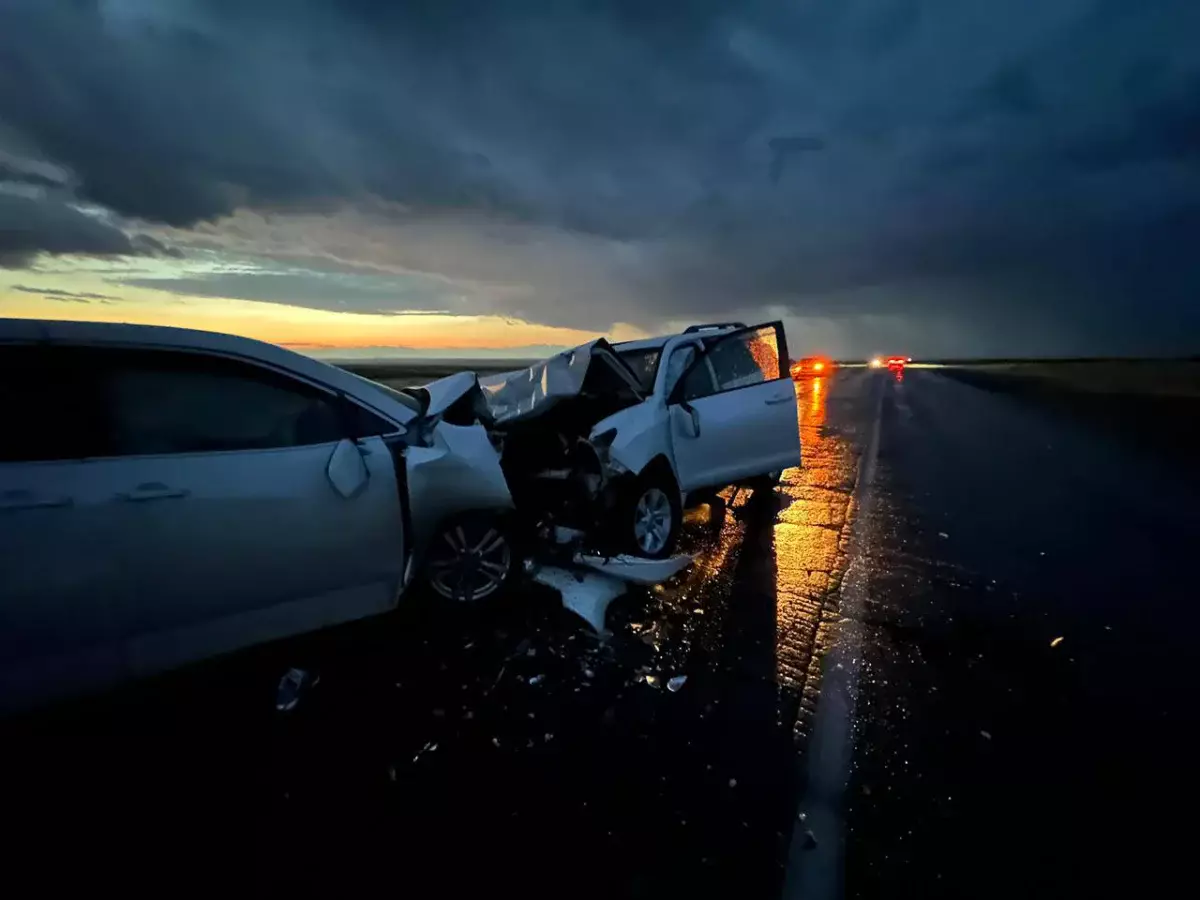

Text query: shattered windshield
(616, 348), (662, 393)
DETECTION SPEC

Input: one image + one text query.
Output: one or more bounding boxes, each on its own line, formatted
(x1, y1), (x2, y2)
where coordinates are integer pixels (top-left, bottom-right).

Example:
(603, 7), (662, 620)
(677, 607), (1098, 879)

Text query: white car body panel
(534, 554), (693, 632)
(590, 400), (671, 480)
(1, 457), (129, 711)
(0, 318), (515, 714)
(574, 553), (693, 584)
(421, 371), (480, 417)
(114, 435), (406, 675)
(406, 422), (515, 551)
(671, 378), (800, 490)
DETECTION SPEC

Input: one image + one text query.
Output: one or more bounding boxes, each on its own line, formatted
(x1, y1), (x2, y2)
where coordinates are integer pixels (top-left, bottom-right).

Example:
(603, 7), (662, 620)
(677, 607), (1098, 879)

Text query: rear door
(0, 343), (130, 711)
(668, 322), (800, 491)
(88, 346), (407, 678)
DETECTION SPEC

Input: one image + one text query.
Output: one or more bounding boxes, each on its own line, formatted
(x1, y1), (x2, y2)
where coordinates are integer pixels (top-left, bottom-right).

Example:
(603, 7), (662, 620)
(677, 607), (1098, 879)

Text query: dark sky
(2, 0), (1198, 356)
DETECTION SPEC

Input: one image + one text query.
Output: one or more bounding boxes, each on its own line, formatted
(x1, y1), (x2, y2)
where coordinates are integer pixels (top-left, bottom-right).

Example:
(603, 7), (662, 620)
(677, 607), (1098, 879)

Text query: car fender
(406, 422), (513, 552)
(590, 401), (675, 483)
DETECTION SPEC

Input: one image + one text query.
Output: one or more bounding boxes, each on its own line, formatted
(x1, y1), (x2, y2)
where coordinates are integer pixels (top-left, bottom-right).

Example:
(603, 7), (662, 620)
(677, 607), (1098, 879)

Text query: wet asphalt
(5, 368), (1197, 897)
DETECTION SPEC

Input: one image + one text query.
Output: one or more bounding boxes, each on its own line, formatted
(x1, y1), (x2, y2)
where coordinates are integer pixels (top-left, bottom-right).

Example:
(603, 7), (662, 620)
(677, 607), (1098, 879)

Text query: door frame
(667, 320), (791, 407)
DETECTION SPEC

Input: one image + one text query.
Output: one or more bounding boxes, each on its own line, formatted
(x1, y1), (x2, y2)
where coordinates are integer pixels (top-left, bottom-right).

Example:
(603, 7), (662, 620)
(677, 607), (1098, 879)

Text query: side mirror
(675, 402), (701, 439)
(326, 438), (370, 499)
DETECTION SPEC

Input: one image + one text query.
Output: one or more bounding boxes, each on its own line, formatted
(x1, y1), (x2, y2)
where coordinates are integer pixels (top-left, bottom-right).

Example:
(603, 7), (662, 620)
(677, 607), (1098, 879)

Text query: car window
(102, 350), (349, 456)
(616, 348), (662, 392)
(706, 325), (781, 390)
(0, 345), (107, 462)
(678, 355), (717, 402)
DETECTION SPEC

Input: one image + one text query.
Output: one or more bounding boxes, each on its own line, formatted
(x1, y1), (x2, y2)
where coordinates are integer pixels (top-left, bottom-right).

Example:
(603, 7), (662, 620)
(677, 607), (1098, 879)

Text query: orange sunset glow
(0, 272), (644, 357)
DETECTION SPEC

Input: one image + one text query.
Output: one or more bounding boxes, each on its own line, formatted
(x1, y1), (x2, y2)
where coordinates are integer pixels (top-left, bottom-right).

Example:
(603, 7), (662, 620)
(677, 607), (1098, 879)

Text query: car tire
(623, 471), (682, 559)
(423, 514), (515, 603)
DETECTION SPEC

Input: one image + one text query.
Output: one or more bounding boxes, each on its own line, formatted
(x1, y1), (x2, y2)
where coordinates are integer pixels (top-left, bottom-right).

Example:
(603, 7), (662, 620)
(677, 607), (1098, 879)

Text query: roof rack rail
(683, 322), (747, 334)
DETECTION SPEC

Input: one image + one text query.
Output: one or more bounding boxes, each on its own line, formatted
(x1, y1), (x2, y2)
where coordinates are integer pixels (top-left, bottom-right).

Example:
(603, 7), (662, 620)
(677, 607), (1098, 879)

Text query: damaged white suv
(429, 320), (803, 560)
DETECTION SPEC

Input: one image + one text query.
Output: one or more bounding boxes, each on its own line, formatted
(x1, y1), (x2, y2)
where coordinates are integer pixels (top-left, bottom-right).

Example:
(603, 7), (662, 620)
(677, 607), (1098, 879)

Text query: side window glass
(679, 355), (716, 402)
(0, 345), (106, 461)
(344, 402), (400, 438)
(707, 326), (781, 390)
(105, 351), (346, 455)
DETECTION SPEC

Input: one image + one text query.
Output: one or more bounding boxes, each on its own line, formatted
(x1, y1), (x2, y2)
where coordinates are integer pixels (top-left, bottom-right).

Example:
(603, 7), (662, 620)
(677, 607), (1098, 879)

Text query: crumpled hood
(420, 371), (482, 418)
(478, 338), (643, 425)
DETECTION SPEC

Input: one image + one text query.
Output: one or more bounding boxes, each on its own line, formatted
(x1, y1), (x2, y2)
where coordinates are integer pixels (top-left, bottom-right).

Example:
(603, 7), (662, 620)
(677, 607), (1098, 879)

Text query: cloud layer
(2, 0), (1198, 353)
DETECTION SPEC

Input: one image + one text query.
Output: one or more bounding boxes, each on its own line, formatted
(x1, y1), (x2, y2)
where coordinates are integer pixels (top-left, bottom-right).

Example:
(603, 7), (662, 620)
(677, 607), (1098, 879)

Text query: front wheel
(423, 515), (514, 603)
(624, 474), (682, 559)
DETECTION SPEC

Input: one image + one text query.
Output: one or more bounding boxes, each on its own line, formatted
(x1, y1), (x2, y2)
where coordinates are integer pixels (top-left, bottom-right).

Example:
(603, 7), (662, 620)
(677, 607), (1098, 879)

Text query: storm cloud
(0, 189), (176, 268)
(2, 0), (1199, 354)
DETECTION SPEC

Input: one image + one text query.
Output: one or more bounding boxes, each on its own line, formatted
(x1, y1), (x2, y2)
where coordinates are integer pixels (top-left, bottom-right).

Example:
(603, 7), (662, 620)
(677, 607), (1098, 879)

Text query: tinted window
(0, 345), (107, 462)
(679, 356), (716, 402)
(104, 350), (349, 455)
(344, 402), (401, 438)
(707, 326), (781, 390)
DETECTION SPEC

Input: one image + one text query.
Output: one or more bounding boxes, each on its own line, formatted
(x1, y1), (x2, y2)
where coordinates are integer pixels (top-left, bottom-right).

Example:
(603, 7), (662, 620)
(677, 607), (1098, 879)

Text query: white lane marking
(783, 374), (886, 900)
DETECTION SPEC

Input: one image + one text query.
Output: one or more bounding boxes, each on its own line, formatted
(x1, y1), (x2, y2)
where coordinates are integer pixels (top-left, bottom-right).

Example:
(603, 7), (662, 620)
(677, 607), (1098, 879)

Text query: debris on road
(938, 532), (949, 538)
(531, 565), (627, 633)
(1050, 636), (1064, 648)
(275, 667), (316, 713)
(980, 730), (993, 740)
(528, 674), (546, 686)
(667, 675), (689, 692)
(412, 741), (439, 762)
(644, 674), (661, 688)
(729, 778), (738, 788)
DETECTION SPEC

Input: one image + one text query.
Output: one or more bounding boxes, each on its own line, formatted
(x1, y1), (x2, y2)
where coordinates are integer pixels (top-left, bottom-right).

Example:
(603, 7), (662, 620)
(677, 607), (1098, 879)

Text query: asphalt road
(6, 368), (1196, 897)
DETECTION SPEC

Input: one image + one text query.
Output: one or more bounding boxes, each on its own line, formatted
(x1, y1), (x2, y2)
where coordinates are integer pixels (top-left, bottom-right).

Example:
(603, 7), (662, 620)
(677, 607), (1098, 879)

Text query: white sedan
(0, 319), (515, 713)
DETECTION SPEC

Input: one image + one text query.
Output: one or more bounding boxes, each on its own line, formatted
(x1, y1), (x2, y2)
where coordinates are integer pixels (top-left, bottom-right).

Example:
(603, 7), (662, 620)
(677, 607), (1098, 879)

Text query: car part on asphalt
(276, 667), (318, 712)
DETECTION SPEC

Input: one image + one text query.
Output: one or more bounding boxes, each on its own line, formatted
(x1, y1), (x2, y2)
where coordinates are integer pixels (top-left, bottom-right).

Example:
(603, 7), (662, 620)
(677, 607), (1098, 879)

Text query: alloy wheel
(427, 522), (512, 602)
(633, 487), (673, 555)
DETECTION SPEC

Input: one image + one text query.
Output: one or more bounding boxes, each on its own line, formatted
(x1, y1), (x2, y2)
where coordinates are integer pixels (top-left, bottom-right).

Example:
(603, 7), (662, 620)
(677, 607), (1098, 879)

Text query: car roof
(614, 325), (737, 354)
(0, 317), (380, 403)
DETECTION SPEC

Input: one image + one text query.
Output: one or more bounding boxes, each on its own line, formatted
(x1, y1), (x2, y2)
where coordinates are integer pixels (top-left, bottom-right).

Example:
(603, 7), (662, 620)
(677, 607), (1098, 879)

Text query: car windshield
(616, 347), (662, 392)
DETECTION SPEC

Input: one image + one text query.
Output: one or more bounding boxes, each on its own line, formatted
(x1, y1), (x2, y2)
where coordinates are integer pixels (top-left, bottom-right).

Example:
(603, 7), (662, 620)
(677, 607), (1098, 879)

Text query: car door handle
(764, 394), (794, 405)
(117, 483), (190, 502)
(0, 490), (73, 511)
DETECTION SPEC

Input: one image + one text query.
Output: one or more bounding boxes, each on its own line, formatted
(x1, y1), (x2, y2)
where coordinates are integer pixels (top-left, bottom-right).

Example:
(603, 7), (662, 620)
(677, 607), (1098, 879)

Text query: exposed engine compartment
(486, 343), (646, 547)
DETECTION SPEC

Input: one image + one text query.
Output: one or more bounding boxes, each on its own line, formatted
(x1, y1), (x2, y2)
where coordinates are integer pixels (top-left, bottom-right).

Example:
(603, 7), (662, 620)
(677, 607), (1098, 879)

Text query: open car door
(667, 321), (801, 492)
